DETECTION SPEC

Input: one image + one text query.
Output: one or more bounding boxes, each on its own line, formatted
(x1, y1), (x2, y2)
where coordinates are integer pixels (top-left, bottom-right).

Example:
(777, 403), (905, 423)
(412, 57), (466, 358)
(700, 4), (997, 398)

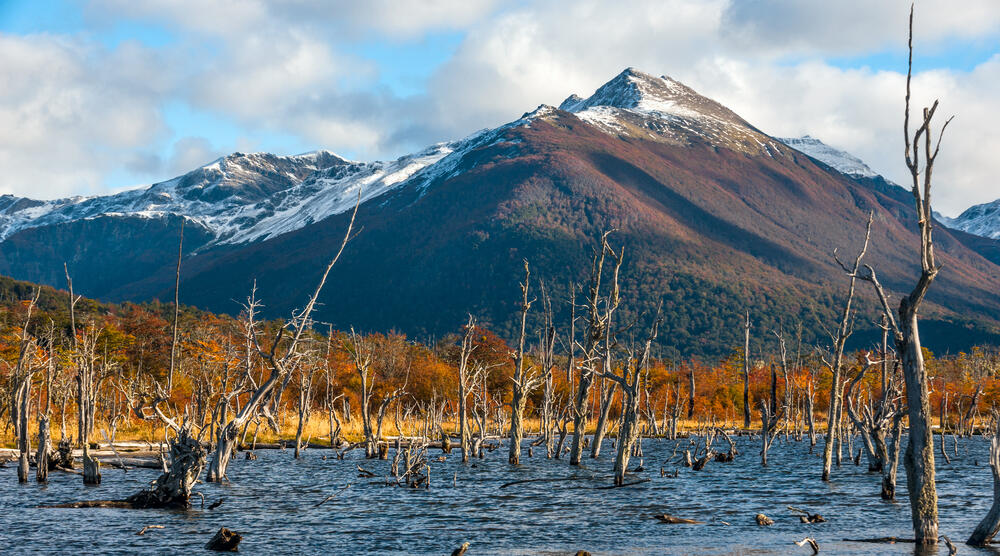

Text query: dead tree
(10, 290), (41, 483)
(968, 412), (1000, 546)
(590, 372), (618, 458)
(168, 220), (183, 391)
(606, 305), (661, 485)
(205, 198), (358, 482)
(508, 261), (541, 465)
(759, 400), (782, 466)
(36, 323), (55, 483)
(64, 264), (100, 484)
(680, 365), (692, 422)
(667, 383), (683, 440)
(742, 310), (752, 429)
(538, 283), (557, 457)
(843, 349), (904, 499)
(804, 363), (817, 448)
(855, 8), (952, 543)
(773, 329), (792, 435)
(127, 423), (207, 508)
(569, 233), (622, 465)
(294, 348), (320, 459)
(346, 330), (407, 459)
(456, 315), (477, 462)
(823, 212), (873, 481)
(50, 421), (208, 509)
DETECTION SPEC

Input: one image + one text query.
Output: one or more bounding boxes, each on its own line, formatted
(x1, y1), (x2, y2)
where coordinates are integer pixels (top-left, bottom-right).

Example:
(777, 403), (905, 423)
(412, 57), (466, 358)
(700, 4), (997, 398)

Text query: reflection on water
(0, 434), (992, 554)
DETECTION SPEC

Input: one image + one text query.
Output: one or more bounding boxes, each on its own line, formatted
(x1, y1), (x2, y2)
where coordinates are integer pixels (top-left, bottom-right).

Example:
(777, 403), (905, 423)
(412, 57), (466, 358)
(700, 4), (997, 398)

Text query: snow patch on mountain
(777, 136), (878, 178)
(0, 122), (524, 247)
(945, 199), (1000, 240)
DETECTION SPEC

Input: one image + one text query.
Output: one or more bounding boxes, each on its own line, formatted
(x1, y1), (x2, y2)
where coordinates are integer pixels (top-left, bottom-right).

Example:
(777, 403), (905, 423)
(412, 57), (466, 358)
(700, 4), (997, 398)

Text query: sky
(0, 0), (998, 217)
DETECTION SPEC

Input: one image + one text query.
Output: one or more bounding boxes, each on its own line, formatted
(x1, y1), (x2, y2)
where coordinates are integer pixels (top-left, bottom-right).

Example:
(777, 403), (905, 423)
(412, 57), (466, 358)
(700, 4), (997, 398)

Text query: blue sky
(1, 0), (998, 215)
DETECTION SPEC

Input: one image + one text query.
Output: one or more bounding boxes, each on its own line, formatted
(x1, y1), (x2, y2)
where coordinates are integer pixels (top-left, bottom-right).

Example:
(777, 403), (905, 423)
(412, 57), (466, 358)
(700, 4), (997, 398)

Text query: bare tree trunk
(16, 378), (31, 483)
(742, 310), (752, 429)
(508, 261), (538, 466)
(806, 380), (816, 447)
(457, 315), (476, 463)
(968, 415), (1000, 546)
(687, 366), (696, 420)
(882, 413), (904, 500)
(759, 400), (780, 466)
(168, 221), (183, 391)
(590, 378), (617, 459)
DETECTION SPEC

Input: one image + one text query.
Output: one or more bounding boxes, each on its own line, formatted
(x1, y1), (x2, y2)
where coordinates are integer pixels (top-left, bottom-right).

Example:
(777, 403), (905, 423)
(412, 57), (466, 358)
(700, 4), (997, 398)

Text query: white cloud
(1, 0), (998, 217)
(0, 33), (170, 198)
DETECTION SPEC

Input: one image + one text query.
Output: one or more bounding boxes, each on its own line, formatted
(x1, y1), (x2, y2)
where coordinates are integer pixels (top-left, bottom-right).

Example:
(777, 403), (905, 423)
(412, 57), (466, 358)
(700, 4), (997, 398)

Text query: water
(0, 435), (994, 555)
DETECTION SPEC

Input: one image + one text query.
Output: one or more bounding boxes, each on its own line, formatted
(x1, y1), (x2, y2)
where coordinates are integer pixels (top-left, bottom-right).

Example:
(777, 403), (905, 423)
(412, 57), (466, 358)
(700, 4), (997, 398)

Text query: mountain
(3, 67), (1000, 357)
(943, 200), (1000, 240)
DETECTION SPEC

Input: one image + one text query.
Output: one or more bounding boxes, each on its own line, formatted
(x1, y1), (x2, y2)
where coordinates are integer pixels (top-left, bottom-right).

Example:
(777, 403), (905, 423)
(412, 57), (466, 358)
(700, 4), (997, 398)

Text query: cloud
(721, 0), (1000, 57)
(1, 0), (998, 216)
(0, 33), (171, 198)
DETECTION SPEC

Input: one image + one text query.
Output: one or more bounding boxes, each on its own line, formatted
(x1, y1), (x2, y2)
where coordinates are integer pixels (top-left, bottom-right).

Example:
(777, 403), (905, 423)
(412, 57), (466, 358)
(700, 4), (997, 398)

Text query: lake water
(0, 434), (995, 554)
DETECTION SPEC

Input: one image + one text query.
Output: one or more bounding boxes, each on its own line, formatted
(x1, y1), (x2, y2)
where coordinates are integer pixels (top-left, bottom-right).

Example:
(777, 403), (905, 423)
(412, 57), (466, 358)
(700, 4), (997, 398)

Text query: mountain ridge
(3, 67), (1000, 357)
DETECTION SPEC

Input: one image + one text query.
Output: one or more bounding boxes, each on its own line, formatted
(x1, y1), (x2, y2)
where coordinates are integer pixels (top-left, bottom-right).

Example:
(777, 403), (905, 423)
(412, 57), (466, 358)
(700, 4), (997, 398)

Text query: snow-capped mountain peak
(557, 67), (779, 155)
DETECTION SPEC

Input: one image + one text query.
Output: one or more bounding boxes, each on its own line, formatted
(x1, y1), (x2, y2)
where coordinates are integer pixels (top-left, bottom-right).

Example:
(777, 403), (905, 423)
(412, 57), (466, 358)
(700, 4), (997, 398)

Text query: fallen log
(500, 476), (593, 489)
(594, 478), (650, 489)
(654, 514), (703, 524)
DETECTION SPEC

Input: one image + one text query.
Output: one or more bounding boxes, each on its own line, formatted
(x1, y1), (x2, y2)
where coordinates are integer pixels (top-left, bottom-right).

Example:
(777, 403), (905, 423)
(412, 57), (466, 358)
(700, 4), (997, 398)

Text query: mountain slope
(3, 68), (1000, 357)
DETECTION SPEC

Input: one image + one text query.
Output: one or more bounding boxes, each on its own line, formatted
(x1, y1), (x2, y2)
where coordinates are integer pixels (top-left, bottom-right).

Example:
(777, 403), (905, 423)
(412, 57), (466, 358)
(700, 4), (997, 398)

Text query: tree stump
(83, 454), (101, 485)
(128, 426), (207, 509)
(205, 527), (241, 552)
(54, 439), (73, 469)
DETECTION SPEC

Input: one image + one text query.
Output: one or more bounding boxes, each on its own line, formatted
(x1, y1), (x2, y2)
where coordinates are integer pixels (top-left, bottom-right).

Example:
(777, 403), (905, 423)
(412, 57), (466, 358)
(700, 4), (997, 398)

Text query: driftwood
(206, 527), (241, 552)
(593, 478), (650, 489)
(788, 506), (826, 523)
(655, 514), (703, 524)
(844, 537), (915, 543)
(794, 537), (819, 554)
(136, 525), (165, 536)
(313, 484), (351, 507)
